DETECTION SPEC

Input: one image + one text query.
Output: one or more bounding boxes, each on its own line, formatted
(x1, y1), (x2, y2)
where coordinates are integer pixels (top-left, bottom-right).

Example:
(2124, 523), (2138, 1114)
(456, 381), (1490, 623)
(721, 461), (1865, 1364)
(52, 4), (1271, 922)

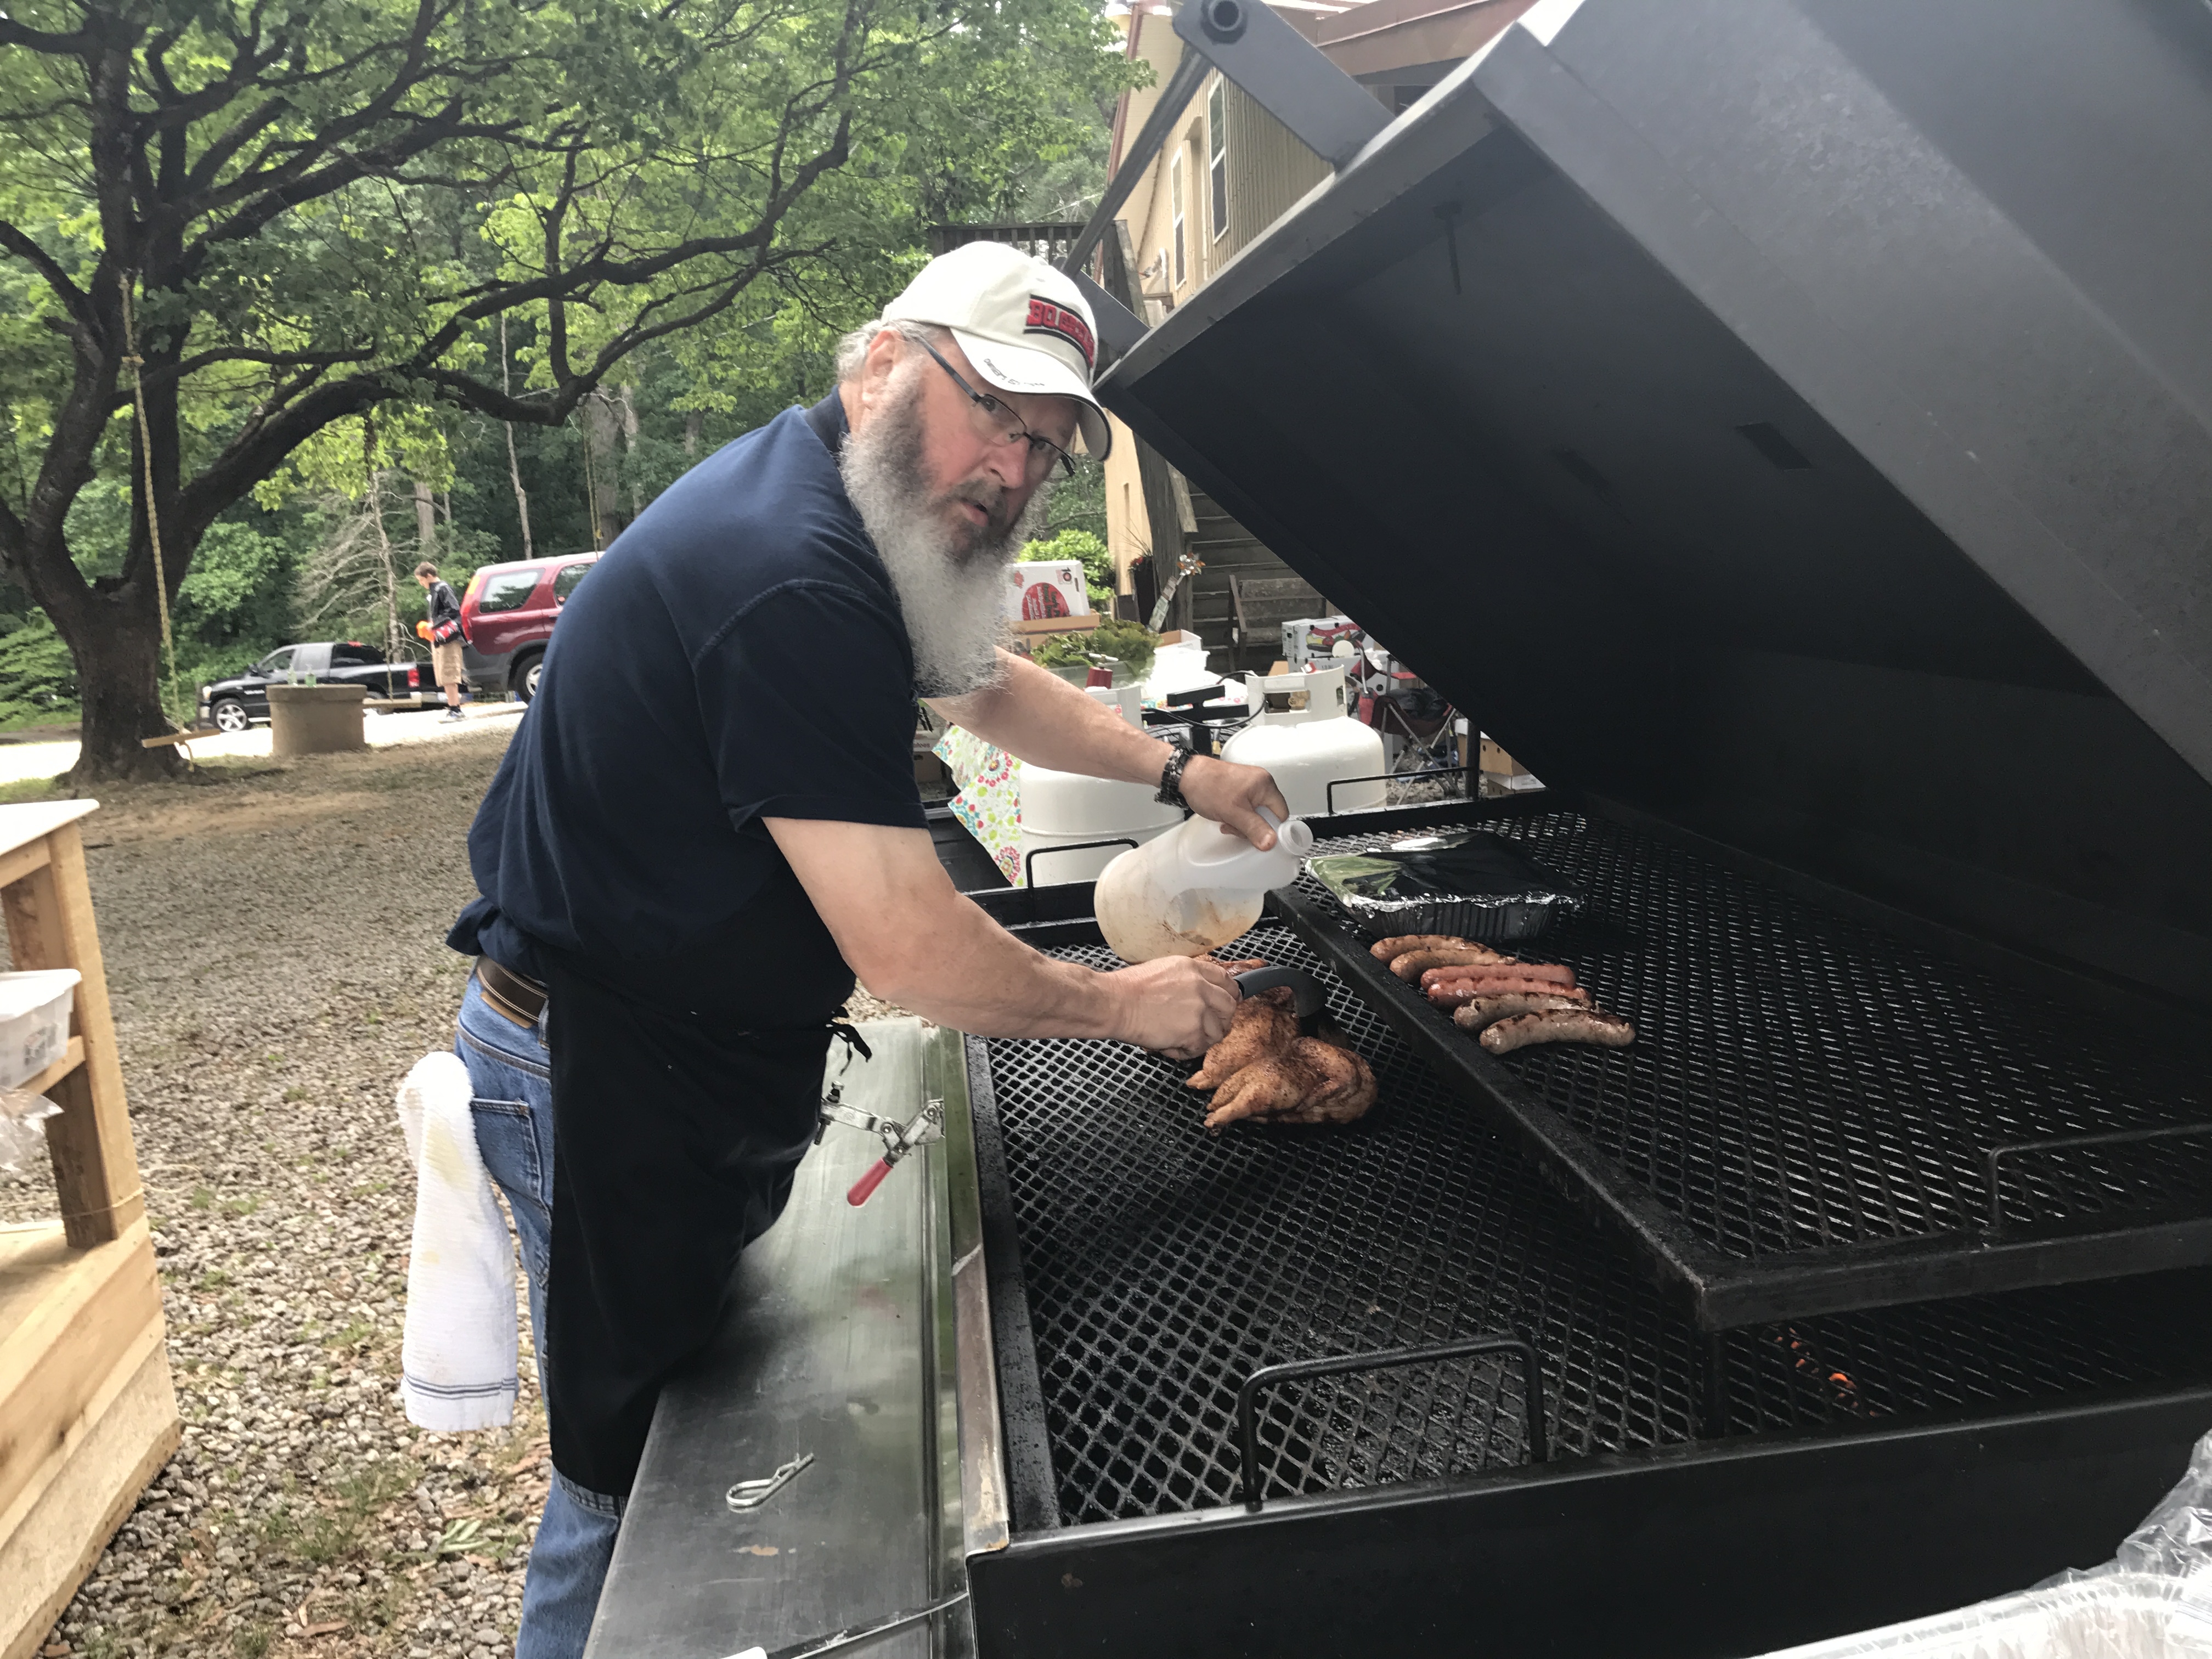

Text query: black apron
(538, 851), (858, 1497)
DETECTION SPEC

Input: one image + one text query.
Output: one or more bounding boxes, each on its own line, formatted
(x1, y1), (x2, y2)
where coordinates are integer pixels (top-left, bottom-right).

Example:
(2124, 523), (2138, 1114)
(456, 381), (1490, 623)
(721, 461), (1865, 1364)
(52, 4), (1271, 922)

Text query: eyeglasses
(913, 335), (1079, 481)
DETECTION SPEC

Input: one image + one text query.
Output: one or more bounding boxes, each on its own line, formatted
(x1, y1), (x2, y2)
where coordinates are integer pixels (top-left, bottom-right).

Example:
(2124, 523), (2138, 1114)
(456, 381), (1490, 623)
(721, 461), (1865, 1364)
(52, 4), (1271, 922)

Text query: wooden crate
(0, 803), (179, 1659)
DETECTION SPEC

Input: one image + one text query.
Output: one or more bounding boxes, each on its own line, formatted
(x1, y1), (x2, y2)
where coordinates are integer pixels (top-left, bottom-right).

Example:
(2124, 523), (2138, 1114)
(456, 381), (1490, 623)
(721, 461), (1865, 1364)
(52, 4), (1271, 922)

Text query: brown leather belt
(475, 956), (548, 1027)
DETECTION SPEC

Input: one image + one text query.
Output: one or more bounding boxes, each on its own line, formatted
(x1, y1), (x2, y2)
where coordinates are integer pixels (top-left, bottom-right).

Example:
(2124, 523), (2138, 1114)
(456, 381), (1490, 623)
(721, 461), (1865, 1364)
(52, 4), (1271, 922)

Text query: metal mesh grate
(981, 926), (2212, 1526)
(1298, 811), (2212, 1256)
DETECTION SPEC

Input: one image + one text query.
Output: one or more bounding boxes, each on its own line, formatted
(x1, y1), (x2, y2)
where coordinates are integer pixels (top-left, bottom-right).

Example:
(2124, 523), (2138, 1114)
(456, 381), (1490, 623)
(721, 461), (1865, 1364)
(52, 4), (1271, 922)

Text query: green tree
(0, 0), (1131, 781)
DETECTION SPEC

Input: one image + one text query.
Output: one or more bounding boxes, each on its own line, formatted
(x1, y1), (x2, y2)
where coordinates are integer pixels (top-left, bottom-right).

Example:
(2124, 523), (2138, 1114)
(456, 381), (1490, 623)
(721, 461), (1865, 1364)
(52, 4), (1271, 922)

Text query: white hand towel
(397, 1051), (518, 1430)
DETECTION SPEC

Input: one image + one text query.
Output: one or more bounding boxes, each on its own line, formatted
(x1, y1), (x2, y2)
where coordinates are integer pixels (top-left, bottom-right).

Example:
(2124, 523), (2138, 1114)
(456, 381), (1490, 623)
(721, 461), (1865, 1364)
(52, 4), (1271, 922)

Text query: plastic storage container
(1754, 1573), (2212, 1658)
(1218, 664), (1387, 818)
(0, 969), (80, 1089)
(1141, 635), (1224, 705)
(1094, 810), (1315, 962)
(1018, 685), (1186, 887)
(1759, 1425), (2212, 1658)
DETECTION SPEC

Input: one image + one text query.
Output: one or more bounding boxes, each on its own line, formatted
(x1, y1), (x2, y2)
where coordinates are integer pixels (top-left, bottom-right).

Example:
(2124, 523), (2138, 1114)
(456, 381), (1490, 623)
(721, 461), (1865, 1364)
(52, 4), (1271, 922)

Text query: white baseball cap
(882, 242), (1113, 461)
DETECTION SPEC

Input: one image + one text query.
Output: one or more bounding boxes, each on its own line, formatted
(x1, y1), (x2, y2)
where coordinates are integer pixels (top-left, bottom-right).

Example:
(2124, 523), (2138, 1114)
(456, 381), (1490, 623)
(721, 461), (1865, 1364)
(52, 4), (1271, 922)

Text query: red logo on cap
(1024, 298), (1096, 372)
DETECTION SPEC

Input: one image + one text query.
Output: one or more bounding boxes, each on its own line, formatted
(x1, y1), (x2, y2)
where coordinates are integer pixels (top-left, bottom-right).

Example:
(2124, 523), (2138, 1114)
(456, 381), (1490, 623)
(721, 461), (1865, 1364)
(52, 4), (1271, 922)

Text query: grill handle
(1020, 837), (1140, 917)
(1324, 766), (1470, 815)
(1235, 1332), (1549, 1511)
(1983, 1121), (2212, 1229)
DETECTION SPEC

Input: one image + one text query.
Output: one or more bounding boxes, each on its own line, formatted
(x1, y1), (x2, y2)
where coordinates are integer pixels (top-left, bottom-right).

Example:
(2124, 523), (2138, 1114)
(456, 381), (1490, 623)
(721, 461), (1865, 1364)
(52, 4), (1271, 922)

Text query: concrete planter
(268, 683), (366, 755)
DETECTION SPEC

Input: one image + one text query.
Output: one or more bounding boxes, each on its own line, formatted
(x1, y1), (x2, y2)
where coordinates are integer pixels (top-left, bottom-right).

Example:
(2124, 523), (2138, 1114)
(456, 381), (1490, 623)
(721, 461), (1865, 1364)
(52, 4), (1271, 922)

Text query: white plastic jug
(1094, 809), (1316, 962)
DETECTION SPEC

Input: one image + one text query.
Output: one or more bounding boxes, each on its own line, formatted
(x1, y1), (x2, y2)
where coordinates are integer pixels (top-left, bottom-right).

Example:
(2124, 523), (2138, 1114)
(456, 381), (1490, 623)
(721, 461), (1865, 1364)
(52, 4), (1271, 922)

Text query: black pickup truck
(198, 641), (432, 732)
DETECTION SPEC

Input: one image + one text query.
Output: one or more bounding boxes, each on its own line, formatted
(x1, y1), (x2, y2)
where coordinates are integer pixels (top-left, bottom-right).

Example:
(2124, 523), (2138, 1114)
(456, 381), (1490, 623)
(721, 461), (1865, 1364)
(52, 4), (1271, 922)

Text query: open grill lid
(1099, 0), (2212, 1007)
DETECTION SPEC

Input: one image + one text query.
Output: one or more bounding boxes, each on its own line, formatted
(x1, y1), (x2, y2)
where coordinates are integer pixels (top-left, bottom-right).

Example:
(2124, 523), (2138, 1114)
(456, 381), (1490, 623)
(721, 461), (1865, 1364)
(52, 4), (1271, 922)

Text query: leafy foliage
(0, 609), (75, 727)
(0, 0), (1134, 774)
(1030, 617), (1158, 678)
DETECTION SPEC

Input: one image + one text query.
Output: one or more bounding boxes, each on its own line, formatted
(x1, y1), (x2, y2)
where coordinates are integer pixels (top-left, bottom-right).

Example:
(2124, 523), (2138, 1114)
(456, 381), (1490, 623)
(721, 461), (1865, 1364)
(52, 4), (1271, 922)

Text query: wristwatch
(1155, 745), (1195, 810)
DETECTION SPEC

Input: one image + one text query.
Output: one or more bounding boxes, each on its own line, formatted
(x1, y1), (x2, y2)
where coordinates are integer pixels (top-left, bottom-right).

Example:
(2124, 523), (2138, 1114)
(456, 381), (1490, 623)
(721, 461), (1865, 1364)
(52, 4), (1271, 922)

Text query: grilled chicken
(1202, 1037), (1378, 1128)
(1184, 985), (1299, 1088)
(1186, 983), (1379, 1128)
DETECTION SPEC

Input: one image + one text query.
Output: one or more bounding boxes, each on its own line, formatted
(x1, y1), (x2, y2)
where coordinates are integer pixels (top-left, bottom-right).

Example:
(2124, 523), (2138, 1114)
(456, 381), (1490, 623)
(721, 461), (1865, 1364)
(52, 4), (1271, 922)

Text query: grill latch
(816, 1084), (944, 1206)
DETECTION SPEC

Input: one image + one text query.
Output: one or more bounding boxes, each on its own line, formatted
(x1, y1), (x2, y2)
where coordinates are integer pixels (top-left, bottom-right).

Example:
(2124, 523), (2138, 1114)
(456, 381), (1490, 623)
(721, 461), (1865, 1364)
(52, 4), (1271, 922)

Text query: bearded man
(443, 243), (1288, 1657)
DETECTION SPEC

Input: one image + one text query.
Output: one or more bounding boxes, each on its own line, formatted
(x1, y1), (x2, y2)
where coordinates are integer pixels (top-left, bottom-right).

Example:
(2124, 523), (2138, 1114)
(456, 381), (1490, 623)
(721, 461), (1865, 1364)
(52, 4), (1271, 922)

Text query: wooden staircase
(1180, 486), (1324, 673)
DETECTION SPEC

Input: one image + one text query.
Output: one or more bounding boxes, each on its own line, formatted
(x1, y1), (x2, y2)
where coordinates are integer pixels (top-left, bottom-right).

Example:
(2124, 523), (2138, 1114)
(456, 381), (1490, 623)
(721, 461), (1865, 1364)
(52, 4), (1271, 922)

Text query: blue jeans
(457, 973), (624, 1659)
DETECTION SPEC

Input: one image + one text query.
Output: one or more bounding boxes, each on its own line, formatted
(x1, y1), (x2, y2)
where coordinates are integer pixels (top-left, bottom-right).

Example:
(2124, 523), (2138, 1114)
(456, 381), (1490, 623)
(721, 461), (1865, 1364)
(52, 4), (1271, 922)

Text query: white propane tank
(1094, 810), (1316, 962)
(1017, 684), (1186, 887)
(1218, 662), (1387, 817)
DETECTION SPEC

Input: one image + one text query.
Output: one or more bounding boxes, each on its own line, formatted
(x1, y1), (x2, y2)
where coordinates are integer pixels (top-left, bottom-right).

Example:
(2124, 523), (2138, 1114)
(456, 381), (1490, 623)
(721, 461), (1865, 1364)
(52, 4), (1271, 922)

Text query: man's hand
(1107, 955), (1242, 1059)
(1180, 753), (1293, 850)
(767, 817), (1244, 1051)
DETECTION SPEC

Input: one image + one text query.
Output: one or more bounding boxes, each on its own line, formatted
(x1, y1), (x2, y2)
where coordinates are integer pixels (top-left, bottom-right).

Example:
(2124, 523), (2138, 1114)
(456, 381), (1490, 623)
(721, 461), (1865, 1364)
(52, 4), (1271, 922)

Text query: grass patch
(234, 1620), (275, 1657)
(220, 1196), (259, 1217)
(294, 1459), (419, 1566)
(0, 773), (69, 805)
(281, 1085), (307, 1103)
(196, 1269), (230, 1291)
(188, 1186), (215, 1210)
(324, 1317), (374, 1351)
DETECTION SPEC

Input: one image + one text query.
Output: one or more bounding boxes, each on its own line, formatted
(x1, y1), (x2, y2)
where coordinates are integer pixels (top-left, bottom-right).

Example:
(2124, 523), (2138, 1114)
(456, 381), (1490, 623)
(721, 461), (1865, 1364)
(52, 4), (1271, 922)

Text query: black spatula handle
(1234, 966), (1326, 1021)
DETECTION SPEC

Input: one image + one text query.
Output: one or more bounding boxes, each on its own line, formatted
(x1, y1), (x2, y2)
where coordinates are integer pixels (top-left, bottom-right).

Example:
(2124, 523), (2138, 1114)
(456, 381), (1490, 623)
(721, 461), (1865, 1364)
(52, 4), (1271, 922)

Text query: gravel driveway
(4, 729), (549, 1659)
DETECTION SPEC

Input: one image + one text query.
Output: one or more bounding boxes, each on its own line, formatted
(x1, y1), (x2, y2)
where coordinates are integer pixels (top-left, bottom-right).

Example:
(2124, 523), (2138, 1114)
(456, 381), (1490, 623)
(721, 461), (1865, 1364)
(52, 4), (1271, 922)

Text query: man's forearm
(860, 888), (1131, 1039)
(930, 650), (1171, 786)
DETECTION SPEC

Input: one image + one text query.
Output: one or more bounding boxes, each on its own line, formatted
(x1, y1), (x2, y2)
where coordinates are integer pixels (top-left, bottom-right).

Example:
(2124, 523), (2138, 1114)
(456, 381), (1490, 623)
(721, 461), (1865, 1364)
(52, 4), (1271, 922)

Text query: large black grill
(1277, 805), (2212, 1327)
(973, 923), (2212, 1528)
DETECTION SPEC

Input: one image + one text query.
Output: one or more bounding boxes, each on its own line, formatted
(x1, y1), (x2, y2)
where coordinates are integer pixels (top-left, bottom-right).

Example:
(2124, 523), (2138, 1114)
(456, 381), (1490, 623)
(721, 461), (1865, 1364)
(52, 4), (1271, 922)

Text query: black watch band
(1155, 745), (1195, 810)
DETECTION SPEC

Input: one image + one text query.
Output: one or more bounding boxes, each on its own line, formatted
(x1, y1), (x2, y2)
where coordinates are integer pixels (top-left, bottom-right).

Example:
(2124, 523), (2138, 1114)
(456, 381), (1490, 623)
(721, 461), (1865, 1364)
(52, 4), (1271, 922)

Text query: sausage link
(1369, 934), (1474, 962)
(1426, 978), (1592, 1010)
(1452, 992), (1590, 1032)
(1390, 945), (1514, 981)
(1419, 959), (1576, 991)
(1479, 1009), (1636, 1052)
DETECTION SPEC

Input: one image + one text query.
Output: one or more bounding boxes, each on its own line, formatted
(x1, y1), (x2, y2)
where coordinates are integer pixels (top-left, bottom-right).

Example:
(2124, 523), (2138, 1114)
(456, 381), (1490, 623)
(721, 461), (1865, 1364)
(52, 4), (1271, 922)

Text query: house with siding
(1097, 0), (1533, 663)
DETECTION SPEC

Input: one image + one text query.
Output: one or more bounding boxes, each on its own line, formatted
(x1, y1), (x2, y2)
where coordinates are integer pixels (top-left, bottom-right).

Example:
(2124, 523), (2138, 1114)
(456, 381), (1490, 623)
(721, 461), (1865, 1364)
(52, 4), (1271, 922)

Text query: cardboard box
(1280, 615), (1363, 670)
(1005, 561), (1092, 622)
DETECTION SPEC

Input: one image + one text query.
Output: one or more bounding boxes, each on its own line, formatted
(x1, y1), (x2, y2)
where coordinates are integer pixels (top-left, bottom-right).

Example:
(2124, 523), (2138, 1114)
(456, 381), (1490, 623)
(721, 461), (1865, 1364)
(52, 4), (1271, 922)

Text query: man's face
(415, 573), (432, 590)
(856, 330), (1080, 562)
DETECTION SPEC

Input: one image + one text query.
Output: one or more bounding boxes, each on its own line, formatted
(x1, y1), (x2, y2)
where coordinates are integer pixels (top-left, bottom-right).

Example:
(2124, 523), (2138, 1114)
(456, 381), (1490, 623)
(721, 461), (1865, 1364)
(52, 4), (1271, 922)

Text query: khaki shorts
(431, 640), (466, 689)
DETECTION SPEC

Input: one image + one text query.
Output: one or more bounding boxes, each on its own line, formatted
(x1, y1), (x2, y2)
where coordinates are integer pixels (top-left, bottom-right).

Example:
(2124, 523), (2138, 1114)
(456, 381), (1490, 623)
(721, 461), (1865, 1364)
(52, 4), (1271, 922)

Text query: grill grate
(980, 925), (2212, 1527)
(1298, 810), (2212, 1255)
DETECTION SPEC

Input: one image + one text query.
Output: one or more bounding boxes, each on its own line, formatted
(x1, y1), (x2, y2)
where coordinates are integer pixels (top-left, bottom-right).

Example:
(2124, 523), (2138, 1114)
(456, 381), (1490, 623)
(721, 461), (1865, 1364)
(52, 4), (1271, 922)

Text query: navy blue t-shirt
(449, 396), (927, 1020)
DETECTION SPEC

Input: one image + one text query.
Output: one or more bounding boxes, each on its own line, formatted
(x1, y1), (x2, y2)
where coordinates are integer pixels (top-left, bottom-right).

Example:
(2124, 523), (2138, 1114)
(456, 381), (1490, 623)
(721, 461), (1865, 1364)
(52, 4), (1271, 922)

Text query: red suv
(460, 551), (599, 702)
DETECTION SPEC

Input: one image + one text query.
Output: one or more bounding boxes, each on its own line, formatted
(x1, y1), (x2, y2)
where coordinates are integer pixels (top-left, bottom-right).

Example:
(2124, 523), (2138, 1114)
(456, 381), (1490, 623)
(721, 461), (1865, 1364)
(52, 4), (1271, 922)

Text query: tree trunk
(413, 478), (437, 554)
(580, 391), (626, 549)
(53, 586), (180, 786)
(371, 472), (404, 661)
(500, 313), (535, 558)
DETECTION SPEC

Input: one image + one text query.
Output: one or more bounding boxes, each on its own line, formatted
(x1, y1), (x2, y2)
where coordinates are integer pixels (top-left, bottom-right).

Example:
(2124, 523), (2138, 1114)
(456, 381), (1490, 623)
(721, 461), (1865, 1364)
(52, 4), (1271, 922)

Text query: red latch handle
(847, 1158), (894, 1206)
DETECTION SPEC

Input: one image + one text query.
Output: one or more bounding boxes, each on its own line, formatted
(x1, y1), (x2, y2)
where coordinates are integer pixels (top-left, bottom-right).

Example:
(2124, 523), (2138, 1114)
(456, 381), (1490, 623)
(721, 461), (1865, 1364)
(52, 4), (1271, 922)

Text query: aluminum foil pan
(1307, 828), (1582, 944)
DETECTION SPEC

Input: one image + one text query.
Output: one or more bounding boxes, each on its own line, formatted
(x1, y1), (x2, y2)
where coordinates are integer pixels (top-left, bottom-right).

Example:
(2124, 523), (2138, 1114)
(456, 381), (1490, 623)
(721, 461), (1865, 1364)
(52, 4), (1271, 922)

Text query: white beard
(839, 369), (1051, 697)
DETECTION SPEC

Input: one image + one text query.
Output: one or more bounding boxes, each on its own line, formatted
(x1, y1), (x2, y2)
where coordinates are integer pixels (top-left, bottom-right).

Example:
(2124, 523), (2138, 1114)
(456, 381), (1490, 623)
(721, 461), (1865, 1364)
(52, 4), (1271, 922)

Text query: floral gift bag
(934, 725), (1025, 885)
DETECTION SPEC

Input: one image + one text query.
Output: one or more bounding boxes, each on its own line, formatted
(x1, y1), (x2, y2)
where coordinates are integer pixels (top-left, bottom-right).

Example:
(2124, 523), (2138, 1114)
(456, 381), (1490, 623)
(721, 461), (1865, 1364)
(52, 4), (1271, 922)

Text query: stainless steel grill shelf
(968, 924), (2212, 1530)
(1279, 805), (2212, 1330)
